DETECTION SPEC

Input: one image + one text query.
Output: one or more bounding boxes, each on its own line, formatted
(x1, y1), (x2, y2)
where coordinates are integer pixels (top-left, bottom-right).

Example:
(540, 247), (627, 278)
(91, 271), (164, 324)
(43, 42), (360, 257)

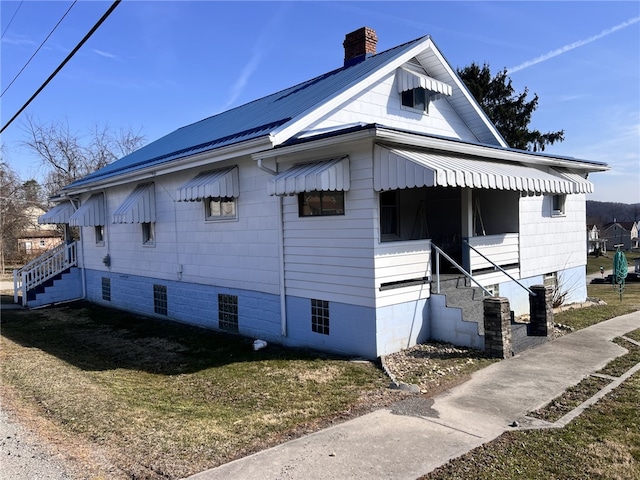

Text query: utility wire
(0, 0), (121, 135)
(1, 0), (24, 39)
(1, 1), (78, 98)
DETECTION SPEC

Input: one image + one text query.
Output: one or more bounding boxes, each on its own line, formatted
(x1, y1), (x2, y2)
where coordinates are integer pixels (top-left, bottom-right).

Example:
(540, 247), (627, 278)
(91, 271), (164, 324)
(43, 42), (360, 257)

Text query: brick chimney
(343, 27), (377, 67)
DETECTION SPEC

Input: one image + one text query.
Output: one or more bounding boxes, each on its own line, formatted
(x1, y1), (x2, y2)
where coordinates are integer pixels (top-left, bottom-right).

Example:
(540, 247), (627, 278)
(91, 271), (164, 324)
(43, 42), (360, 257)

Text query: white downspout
(256, 158), (287, 337)
(277, 195), (287, 336)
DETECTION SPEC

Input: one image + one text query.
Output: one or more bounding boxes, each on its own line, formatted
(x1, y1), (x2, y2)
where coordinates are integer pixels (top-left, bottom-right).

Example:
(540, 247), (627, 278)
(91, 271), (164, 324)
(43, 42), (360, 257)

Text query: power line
(1, 0), (24, 39)
(0, 0), (122, 135)
(1, 1), (78, 98)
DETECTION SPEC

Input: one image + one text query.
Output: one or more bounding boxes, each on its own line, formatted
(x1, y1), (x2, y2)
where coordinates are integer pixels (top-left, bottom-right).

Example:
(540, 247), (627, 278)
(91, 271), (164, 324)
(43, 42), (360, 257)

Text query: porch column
(529, 285), (554, 337)
(461, 189), (473, 271)
(483, 296), (512, 359)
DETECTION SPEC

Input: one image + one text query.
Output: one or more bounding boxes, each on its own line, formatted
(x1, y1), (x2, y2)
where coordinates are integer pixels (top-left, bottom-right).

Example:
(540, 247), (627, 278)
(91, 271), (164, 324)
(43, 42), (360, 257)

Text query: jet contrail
(507, 16), (640, 74)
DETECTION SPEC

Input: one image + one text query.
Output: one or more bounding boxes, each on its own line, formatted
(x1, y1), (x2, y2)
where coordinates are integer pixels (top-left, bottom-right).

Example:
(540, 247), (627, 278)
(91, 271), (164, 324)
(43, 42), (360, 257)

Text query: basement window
(218, 294), (239, 332)
(101, 277), (111, 301)
(311, 299), (330, 335)
(153, 284), (167, 315)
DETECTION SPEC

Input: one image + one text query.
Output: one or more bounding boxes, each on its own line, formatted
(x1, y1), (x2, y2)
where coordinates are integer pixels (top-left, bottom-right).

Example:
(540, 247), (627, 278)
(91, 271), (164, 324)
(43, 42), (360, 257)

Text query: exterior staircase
(429, 274), (486, 350)
(13, 241), (80, 307)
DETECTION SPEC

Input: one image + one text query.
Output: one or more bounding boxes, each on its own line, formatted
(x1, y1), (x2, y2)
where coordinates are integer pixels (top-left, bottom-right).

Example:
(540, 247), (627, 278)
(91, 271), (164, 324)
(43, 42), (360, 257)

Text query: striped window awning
(396, 67), (452, 96)
(177, 166), (239, 201)
(268, 157), (350, 196)
(113, 183), (156, 223)
(374, 147), (593, 194)
(69, 193), (106, 227)
(38, 202), (75, 224)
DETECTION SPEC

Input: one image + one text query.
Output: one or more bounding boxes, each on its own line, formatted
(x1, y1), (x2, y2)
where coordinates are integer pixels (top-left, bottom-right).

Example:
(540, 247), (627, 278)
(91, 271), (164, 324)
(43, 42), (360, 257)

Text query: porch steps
(26, 267), (83, 307)
(435, 275), (485, 335)
(26, 267), (72, 301)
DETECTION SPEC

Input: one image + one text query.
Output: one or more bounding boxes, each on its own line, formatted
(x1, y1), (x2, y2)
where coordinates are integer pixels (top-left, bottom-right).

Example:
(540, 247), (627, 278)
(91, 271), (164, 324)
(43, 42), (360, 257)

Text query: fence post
(529, 285), (554, 337)
(483, 296), (512, 358)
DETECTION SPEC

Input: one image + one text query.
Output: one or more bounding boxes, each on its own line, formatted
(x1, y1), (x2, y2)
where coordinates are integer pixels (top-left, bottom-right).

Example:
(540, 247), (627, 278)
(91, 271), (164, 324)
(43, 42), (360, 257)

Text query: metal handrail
(431, 243), (493, 297)
(463, 239), (535, 296)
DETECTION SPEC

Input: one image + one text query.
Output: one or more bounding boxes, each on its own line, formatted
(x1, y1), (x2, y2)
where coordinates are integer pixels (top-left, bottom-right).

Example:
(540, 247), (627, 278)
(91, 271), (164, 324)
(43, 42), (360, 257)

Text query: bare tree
(21, 115), (145, 197)
(0, 159), (31, 271)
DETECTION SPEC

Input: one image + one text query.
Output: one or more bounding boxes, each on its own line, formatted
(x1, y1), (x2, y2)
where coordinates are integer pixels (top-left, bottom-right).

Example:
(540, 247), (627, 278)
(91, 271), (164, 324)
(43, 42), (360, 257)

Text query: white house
(26, 27), (608, 359)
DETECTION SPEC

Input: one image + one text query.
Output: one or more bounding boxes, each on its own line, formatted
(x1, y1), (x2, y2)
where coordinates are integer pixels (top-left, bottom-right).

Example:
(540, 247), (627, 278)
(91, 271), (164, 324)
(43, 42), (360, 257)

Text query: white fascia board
(61, 136), (273, 195)
(269, 37), (435, 147)
(375, 128), (610, 172)
(253, 129), (377, 161)
(426, 40), (509, 148)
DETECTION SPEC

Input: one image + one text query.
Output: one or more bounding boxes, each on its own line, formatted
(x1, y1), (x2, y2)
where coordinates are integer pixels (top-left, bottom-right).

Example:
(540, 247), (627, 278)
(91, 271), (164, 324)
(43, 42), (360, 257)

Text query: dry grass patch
(555, 283), (640, 331)
(1, 302), (397, 479)
(422, 371), (640, 480)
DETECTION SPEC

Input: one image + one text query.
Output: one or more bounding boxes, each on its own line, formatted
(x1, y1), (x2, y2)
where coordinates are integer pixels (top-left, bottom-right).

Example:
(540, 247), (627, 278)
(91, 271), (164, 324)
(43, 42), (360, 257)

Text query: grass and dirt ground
(1, 281), (639, 479)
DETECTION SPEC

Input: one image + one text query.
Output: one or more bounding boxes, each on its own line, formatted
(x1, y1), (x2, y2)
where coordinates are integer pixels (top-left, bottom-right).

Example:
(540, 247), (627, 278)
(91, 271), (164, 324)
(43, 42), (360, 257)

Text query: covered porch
(372, 144), (594, 291)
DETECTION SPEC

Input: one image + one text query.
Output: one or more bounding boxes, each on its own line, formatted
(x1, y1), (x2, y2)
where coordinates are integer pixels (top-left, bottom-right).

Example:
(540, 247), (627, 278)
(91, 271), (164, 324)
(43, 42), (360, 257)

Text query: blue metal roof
(66, 37), (426, 189)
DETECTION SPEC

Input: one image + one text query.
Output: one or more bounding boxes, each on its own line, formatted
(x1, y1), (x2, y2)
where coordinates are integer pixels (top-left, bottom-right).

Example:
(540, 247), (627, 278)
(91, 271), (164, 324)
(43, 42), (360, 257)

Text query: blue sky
(1, 1), (639, 203)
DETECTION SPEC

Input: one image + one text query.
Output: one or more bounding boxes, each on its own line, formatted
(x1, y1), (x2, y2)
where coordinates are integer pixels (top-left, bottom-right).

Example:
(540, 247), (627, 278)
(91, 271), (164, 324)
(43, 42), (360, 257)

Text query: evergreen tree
(458, 62), (564, 152)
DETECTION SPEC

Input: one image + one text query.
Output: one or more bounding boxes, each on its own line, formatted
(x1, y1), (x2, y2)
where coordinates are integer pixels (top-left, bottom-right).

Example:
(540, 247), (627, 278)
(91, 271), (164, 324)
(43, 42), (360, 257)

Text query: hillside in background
(586, 201), (640, 226)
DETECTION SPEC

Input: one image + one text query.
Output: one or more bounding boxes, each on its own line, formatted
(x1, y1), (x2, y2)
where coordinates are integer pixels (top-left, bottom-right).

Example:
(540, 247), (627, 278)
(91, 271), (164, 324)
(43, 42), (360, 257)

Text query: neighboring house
(16, 206), (63, 259)
(601, 221), (636, 251)
(32, 28), (608, 358)
(586, 224), (606, 254)
(631, 221), (639, 250)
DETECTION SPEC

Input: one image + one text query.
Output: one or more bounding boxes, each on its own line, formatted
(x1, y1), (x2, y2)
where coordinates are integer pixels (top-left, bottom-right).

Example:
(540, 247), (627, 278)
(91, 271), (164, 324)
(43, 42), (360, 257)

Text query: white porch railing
(13, 241), (78, 306)
(468, 233), (519, 273)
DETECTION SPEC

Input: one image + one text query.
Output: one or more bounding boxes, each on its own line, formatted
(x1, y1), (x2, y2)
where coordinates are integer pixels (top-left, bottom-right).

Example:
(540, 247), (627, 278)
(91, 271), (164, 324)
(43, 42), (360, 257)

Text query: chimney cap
(343, 26), (377, 67)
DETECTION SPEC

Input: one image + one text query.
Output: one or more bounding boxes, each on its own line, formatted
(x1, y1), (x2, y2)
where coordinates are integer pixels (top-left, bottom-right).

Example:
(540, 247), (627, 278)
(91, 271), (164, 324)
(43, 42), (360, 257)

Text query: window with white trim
(142, 222), (155, 245)
(205, 197), (237, 220)
(552, 195), (566, 216)
(380, 191), (399, 239)
(401, 87), (428, 113)
(299, 191), (345, 217)
(95, 225), (105, 245)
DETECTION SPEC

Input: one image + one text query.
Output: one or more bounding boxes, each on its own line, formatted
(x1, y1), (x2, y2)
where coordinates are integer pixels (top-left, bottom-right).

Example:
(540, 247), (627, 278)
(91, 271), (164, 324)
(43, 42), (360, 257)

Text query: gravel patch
(0, 406), (75, 480)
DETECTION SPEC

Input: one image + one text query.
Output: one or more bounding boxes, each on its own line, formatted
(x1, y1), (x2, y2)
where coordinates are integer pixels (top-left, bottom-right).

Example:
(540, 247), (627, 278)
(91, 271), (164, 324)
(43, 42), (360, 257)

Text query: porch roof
(177, 166), (239, 201)
(38, 202), (75, 225)
(374, 147), (594, 194)
(113, 183), (156, 223)
(268, 156), (350, 196)
(69, 194), (106, 227)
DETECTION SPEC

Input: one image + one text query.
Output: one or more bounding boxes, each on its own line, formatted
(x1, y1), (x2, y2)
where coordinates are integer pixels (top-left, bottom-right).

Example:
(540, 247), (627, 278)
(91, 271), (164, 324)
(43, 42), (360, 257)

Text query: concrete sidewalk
(186, 311), (640, 480)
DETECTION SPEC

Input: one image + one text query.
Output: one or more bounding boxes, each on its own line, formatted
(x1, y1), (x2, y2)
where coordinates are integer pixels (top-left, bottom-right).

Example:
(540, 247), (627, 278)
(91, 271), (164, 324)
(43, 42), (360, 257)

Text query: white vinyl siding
(81, 160), (280, 296)
(305, 70), (479, 143)
(519, 193), (587, 278)
(281, 149), (377, 308)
